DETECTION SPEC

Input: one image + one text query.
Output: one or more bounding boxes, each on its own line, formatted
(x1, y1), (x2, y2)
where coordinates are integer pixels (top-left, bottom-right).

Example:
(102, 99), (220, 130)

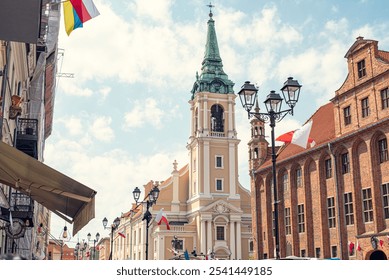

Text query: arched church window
(254, 147), (259, 159)
(210, 104), (224, 132)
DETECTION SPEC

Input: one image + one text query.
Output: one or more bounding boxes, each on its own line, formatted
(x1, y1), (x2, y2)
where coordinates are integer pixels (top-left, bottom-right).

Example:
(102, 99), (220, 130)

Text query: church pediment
(200, 200), (243, 214)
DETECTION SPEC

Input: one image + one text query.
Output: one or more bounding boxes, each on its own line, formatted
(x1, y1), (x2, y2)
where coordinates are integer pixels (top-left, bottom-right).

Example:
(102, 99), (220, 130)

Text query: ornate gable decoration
(214, 201), (229, 214)
(201, 199), (243, 214)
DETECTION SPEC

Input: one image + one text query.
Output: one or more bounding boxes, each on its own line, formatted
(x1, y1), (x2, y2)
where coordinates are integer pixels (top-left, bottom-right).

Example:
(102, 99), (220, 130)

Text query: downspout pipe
(0, 41), (11, 140)
(328, 142), (344, 259)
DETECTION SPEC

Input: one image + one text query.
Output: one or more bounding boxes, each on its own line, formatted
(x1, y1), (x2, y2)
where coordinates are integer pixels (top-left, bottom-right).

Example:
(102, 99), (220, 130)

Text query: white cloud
(59, 81), (94, 97)
(60, 116), (83, 136)
(128, 0), (173, 23)
(58, 0), (202, 97)
(44, 136), (188, 240)
(89, 116), (115, 142)
(99, 86), (111, 100)
(123, 98), (165, 129)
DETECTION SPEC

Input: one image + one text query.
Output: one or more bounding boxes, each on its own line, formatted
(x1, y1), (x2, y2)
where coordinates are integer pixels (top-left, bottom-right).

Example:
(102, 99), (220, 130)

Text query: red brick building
(47, 240), (76, 260)
(249, 37), (389, 260)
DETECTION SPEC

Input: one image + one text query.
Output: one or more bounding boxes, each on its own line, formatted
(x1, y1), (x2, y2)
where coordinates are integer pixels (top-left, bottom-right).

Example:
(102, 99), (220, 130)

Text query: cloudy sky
(46, 0), (389, 244)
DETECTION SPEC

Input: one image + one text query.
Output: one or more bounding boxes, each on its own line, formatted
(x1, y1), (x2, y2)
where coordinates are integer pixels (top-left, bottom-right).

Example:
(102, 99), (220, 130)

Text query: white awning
(0, 141), (96, 235)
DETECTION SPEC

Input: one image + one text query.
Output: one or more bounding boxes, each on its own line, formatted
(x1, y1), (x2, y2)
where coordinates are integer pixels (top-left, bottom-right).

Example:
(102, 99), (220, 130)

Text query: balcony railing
(210, 131), (225, 137)
(16, 118), (38, 139)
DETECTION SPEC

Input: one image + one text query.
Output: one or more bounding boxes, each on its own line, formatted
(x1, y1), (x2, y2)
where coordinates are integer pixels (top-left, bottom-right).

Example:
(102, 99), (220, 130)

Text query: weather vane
(207, 2), (214, 17)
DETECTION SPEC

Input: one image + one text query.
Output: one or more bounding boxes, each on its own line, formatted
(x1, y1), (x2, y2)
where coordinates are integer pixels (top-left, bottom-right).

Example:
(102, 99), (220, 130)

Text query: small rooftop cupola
(191, 4), (234, 98)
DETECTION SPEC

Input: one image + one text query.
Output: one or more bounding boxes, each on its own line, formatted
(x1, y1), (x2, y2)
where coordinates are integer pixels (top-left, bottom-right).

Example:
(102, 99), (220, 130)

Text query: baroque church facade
(112, 11), (252, 260)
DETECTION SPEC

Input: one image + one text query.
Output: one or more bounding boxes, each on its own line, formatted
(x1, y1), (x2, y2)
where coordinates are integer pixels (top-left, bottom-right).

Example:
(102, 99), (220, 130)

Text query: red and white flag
(118, 231), (126, 238)
(155, 208), (170, 230)
(276, 120), (315, 149)
(291, 120), (314, 148)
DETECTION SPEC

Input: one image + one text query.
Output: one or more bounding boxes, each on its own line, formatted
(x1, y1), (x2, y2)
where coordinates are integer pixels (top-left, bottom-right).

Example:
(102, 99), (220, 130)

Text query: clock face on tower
(5, 218), (26, 239)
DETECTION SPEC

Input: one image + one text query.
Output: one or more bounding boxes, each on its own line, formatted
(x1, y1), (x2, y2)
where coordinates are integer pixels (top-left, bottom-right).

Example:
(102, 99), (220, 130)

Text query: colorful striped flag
(63, 0), (100, 35)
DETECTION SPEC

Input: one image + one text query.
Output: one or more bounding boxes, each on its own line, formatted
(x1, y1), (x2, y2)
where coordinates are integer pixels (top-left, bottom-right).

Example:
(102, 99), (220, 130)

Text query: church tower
(125, 6), (252, 261)
(187, 8), (239, 202)
(186, 7), (251, 259)
(248, 100), (268, 172)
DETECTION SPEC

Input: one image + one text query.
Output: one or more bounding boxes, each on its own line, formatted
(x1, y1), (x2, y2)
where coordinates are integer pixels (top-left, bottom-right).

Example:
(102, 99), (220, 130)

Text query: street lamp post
(238, 77), (302, 259)
(87, 232), (100, 260)
(74, 242), (79, 260)
(132, 181), (160, 260)
(102, 217), (120, 260)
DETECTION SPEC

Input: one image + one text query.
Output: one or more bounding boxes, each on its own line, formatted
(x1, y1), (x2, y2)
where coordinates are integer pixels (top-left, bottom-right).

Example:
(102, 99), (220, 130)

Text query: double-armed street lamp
(132, 181), (160, 260)
(237, 77), (302, 259)
(102, 216), (120, 260)
(87, 232), (100, 260)
(75, 240), (88, 260)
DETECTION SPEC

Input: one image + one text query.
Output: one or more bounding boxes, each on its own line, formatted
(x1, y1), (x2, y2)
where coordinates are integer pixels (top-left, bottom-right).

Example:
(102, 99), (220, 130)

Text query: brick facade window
(378, 138), (388, 163)
(327, 197), (336, 228)
(325, 158), (332, 179)
(361, 97), (369, 118)
(362, 188), (374, 223)
(357, 59), (366, 78)
(283, 172), (289, 191)
(381, 88), (389, 109)
(315, 248), (321, 258)
(382, 183), (389, 219)
(284, 207), (291, 235)
(296, 167), (302, 187)
(331, 245), (337, 258)
(344, 192), (354, 225)
(343, 106), (351, 125)
(297, 204), (305, 233)
(341, 152), (350, 174)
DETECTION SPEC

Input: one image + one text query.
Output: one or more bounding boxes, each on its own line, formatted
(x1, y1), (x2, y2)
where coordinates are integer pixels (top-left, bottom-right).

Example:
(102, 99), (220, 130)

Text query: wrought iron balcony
(15, 118), (38, 159)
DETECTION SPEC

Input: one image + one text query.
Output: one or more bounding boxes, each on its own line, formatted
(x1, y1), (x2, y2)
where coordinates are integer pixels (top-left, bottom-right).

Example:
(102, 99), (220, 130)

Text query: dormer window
(357, 59), (366, 79)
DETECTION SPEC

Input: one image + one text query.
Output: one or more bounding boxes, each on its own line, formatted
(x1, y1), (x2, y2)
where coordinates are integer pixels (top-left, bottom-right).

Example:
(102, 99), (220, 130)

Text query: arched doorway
(369, 250), (387, 260)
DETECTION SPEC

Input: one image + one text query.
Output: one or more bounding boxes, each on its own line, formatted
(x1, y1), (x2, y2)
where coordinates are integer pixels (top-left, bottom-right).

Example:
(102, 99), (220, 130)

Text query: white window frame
(362, 188), (374, 223)
(382, 183), (389, 219)
(215, 178), (223, 191)
(216, 226), (225, 241)
(327, 197), (336, 228)
(215, 155), (223, 169)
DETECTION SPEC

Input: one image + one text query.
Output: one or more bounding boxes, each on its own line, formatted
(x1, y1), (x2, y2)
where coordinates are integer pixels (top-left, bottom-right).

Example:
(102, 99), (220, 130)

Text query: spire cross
(207, 2), (214, 17)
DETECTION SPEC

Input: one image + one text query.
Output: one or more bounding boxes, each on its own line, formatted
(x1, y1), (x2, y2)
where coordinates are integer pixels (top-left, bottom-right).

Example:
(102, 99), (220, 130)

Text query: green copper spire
(191, 7), (234, 98)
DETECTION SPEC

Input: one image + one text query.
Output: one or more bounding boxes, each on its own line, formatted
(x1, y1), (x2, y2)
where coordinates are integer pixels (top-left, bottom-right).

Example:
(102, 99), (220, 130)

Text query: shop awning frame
(0, 141), (96, 235)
